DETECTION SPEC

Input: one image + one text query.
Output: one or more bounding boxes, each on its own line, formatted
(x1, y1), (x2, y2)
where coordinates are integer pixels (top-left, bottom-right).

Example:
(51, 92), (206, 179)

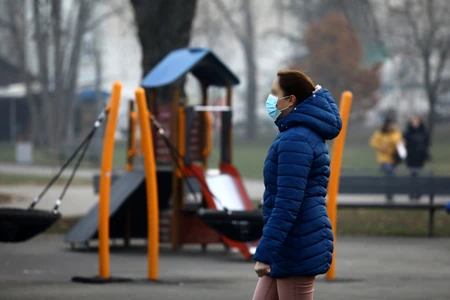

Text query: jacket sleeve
(253, 134), (313, 264)
(370, 131), (382, 151)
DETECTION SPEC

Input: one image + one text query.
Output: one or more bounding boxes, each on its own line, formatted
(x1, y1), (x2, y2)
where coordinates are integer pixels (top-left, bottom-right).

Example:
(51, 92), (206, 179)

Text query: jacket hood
(275, 88), (342, 140)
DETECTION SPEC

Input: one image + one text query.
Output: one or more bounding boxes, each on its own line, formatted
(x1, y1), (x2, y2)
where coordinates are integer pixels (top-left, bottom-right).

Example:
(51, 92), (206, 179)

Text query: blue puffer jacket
(253, 88), (342, 278)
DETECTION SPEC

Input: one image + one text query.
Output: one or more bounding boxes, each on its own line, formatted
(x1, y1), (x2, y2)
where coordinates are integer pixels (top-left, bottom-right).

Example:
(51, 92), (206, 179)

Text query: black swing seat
(0, 208), (61, 243)
(197, 209), (264, 242)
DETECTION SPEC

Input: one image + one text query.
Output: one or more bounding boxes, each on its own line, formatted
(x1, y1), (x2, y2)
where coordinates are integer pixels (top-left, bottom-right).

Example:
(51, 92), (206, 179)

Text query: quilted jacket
(253, 88), (342, 278)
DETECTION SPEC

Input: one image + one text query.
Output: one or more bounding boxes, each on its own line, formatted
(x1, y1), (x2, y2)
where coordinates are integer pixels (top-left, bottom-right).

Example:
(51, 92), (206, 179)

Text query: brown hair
(277, 70), (315, 105)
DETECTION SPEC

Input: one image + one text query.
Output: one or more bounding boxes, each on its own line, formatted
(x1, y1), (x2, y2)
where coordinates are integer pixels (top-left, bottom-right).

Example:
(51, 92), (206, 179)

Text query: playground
(1, 47), (450, 300)
(1, 234), (450, 300)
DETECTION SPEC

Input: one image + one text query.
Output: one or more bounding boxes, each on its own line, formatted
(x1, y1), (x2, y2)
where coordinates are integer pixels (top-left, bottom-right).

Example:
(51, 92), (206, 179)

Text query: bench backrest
(339, 176), (450, 195)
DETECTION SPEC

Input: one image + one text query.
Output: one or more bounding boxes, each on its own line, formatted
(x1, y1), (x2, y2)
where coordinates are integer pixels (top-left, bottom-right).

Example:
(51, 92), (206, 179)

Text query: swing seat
(197, 209), (264, 242)
(0, 208), (61, 243)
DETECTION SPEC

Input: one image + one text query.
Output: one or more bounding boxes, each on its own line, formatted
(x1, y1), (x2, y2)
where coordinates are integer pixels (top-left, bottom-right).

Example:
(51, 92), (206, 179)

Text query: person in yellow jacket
(370, 118), (403, 201)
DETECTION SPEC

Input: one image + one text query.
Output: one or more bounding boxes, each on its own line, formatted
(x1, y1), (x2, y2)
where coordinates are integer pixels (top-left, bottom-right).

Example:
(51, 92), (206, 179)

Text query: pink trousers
(252, 275), (315, 300)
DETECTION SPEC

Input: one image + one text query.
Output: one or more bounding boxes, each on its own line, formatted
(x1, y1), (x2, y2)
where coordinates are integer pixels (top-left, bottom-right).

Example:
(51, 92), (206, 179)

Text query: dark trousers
(381, 163), (395, 201)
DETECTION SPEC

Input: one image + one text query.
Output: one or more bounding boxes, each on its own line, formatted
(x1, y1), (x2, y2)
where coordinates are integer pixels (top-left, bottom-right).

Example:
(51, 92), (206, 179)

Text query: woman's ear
(289, 95), (297, 106)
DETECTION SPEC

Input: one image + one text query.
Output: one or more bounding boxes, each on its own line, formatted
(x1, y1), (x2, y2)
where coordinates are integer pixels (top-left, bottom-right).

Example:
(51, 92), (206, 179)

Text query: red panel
(159, 210), (222, 244)
(183, 163), (257, 259)
(179, 212), (222, 244)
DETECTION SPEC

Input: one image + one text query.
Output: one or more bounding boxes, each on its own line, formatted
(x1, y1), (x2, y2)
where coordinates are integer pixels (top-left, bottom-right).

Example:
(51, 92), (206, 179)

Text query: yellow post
(135, 87), (159, 280)
(98, 82), (122, 279)
(325, 91), (352, 281)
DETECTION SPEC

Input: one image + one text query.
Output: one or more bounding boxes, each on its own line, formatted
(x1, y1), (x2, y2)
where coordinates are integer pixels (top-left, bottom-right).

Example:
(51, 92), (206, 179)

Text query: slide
(64, 170), (145, 244)
(202, 163), (259, 257)
(205, 174), (247, 210)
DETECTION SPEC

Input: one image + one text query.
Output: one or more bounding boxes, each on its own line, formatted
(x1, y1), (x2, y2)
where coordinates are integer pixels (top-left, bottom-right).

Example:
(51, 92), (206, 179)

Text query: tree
(212, 0), (258, 140)
(271, 0), (384, 47)
(383, 0), (450, 142)
(130, 0), (198, 80)
(299, 13), (381, 117)
(0, 0), (124, 147)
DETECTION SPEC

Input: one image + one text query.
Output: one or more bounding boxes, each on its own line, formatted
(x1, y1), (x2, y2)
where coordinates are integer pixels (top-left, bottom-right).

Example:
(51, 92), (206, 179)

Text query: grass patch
(46, 216), (81, 234)
(0, 174), (91, 186)
(0, 141), (127, 170)
(2, 123), (450, 180)
(214, 134), (450, 179)
(251, 200), (450, 237)
(48, 209), (450, 237)
(0, 193), (12, 204)
(337, 209), (450, 237)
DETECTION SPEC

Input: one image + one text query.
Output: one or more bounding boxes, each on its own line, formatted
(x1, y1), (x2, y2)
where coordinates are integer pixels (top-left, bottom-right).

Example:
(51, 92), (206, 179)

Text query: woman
(404, 115), (429, 171)
(252, 70), (342, 300)
(369, 118), (403, 201)
(403, 115), (430, 200)
(370, 118), (403, 172)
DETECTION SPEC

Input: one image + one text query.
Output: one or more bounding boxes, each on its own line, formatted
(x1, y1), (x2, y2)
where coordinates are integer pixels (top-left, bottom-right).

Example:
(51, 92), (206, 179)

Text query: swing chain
(149, 114), (229, 211)
(29, 110), (107, 212)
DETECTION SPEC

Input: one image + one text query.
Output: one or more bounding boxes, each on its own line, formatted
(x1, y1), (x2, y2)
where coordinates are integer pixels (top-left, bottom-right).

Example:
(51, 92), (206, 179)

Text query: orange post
(98, 82), (122, 279)
(325, 91), (353, 281)
(202, 112), (213, 170)
(135, 87), (159, 280)
(126, 100), (137, 171)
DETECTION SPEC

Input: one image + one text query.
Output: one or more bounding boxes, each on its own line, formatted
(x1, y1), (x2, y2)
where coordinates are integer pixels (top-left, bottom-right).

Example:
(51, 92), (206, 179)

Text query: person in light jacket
(369, 118), (403, 201)
(253, 70), (342, 300)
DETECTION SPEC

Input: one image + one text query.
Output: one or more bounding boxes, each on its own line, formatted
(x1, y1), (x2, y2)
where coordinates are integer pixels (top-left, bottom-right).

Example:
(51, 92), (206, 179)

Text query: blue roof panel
(141, 48), (240, 88)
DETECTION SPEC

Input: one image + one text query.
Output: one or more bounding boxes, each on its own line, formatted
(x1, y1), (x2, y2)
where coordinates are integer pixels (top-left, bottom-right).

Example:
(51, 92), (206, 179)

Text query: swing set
(0, 47), (353, 282)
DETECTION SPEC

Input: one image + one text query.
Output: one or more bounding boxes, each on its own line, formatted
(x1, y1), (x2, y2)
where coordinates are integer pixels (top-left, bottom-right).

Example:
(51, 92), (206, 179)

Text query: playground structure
(0, 47), (358, 283)
(63, 48), (265, 281)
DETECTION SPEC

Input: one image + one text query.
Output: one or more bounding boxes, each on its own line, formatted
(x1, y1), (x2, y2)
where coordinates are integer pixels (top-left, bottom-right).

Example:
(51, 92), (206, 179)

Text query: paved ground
(0, 234), (449, 300)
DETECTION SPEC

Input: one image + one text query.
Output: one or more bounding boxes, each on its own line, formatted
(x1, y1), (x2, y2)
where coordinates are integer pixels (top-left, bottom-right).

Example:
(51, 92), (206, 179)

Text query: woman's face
(411, 116), (421, 128)
(388, 123), (396, 132)
(271, 77), (295, 116)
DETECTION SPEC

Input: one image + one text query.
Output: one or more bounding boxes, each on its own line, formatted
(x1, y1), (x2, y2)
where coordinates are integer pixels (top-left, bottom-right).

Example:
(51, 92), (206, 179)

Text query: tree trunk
(7, 0), (43, 146)
(426, 89), (437, 146)
(63, 0), (91, 145)
(33, 0), (54, 147)
(245, 51), (257, 139)
(130, 0), (197, 80)
(423, 49), (435, 145)
(51, 0), (66, 147)
(242, 0), (257, 140)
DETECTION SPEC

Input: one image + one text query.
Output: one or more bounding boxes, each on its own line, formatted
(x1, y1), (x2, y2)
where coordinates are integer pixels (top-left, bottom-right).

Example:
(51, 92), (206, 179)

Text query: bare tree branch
(0, 17), (13, 29)
(33, 0), (54, 145)
(423, 0), (438, 51)
(64, 0), (92, 142)
(432, 39), (450, 89)
(262, 29), (302, 44)
(85, 3), (125, 31)
(404, 3), (425, 53)
(211, 0), (245, 43)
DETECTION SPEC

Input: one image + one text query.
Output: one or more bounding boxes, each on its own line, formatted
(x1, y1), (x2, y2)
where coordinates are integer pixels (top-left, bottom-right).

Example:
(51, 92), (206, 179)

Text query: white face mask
(265, 94), (290, 120)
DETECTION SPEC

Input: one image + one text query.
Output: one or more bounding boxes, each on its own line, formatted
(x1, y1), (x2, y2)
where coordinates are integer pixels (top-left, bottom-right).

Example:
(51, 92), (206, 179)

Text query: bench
(338, 174), (450, 237)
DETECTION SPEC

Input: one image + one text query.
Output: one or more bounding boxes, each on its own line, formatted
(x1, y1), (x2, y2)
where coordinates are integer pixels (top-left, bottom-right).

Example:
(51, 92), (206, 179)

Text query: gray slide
(64, 170), (145, 244)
